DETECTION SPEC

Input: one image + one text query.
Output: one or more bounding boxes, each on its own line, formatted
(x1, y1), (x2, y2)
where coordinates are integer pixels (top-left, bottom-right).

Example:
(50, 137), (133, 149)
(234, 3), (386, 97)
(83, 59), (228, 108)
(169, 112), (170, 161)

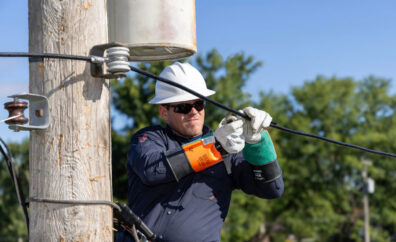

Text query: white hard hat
(149, 62), (216, 104)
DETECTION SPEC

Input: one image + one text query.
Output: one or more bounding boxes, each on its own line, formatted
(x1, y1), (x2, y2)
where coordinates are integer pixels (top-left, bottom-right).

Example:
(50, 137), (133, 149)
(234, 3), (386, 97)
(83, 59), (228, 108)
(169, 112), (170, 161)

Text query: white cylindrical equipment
(108, 0), (197, 62)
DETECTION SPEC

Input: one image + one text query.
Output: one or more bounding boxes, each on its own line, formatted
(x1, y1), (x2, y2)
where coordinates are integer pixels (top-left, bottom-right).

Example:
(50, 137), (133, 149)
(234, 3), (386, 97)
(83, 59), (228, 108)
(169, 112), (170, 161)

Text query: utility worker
(116, 62), (284, 242)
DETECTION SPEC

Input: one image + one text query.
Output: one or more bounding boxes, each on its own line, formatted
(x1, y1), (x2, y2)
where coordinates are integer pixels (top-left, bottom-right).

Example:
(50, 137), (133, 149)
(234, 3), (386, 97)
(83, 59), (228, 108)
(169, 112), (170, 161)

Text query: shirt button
(159, 235), (163, 239)
(167, 211), (172, 215)
(177, 189), (181, 193)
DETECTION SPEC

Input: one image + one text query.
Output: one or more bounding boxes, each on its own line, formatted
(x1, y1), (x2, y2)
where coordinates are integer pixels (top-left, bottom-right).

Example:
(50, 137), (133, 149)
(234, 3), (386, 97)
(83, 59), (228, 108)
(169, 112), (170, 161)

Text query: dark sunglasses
(164, 100), (206, 114)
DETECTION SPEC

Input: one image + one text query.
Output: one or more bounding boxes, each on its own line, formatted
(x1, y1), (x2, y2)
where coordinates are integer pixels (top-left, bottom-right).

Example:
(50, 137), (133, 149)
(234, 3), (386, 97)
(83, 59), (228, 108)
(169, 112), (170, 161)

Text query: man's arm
(127, 129), (177, 185)
(128, 127), (242, 185)
(230, 151), (284, 199)
(231, 107), (284, 198)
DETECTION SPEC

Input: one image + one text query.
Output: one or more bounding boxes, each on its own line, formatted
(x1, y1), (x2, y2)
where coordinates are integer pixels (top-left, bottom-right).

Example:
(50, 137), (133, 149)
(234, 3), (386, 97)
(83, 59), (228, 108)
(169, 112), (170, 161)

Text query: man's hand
(242, 107), (272, 144)
(214, 114), (245, 153)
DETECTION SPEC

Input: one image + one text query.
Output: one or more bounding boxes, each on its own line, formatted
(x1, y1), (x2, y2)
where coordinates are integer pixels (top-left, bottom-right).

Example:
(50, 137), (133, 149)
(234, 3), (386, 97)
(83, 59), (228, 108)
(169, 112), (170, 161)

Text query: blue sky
(0, 0), (395, 143)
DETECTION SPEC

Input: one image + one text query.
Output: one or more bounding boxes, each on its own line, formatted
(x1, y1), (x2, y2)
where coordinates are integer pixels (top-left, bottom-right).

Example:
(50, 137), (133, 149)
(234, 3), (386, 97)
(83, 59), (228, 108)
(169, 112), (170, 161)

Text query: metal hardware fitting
(90, 42), (130, 79)
(6, 93), (50, 132)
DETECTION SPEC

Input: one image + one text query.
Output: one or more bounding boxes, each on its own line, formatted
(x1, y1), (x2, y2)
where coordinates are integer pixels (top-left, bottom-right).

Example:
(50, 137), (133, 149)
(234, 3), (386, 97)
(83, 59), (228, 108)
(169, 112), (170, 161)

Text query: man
(116, 62), (284, 242)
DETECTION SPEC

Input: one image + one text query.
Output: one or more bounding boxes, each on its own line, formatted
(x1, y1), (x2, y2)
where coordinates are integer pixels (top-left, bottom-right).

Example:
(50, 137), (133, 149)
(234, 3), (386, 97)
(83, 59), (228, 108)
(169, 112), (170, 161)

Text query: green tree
(0, 138), (29, 241)
(257, 76), (396, 241)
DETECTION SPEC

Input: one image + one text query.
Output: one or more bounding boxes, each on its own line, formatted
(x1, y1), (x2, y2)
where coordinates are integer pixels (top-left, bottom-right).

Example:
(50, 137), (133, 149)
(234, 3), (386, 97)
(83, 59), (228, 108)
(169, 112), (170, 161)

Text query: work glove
(214, 113), (245, 153)
(167, 114), (244, 182)
(240, 107), (280, 183)
(242, 107), (272, 144)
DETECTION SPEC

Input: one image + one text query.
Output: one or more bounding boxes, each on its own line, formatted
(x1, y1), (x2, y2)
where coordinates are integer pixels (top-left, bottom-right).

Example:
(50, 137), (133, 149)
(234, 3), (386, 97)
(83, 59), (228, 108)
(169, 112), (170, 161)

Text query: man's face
(159, 99), (205, 138)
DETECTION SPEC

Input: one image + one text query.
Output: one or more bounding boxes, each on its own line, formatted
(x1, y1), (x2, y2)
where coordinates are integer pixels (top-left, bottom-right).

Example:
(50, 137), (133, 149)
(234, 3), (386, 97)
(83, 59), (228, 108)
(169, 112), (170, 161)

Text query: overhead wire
(271, 124), (396, 158)
(129, 65), (396, 158)
(0, 51), (395, 158)
(0, 52), (91, 62)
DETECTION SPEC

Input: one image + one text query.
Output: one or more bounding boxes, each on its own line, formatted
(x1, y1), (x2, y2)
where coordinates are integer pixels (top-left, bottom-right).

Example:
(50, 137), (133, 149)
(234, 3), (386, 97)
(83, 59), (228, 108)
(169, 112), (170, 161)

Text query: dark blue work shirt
(116, 125), (284, 242)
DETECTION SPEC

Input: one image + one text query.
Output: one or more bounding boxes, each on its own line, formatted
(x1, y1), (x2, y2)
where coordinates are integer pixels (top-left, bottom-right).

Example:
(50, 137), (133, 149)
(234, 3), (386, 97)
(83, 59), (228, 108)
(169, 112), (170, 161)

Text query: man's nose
(189, 106), (199, 114)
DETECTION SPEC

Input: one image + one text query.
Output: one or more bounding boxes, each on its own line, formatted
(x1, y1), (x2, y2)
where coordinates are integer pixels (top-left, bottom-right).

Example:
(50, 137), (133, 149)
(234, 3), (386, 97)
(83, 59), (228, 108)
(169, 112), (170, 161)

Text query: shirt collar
(165, 124), (212, 143)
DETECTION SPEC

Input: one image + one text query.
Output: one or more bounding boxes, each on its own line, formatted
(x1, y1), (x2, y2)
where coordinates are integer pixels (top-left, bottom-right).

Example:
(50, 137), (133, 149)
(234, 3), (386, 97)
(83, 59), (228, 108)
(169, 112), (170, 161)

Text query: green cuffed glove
(241, 107), (281, 183)
(243, 130), (277, 165)
(241, 107), (276, 165)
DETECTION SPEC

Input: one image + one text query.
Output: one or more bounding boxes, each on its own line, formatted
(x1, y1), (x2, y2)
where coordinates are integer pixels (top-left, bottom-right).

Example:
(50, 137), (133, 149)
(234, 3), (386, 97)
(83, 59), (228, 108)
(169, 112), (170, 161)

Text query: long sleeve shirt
(116, 125), (284, 242)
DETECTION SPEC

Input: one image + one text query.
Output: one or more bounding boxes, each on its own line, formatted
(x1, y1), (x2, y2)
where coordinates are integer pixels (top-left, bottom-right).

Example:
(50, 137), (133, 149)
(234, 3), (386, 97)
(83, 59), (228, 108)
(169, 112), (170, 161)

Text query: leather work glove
(214, 113), (245, 153)
(242, 107), (272, 144)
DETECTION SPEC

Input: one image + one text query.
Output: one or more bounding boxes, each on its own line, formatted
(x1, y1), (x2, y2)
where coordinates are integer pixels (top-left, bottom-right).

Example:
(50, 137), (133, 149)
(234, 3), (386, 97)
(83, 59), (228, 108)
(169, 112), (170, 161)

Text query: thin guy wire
(27, 197), (121, 211)
(0, 114), (22, 123)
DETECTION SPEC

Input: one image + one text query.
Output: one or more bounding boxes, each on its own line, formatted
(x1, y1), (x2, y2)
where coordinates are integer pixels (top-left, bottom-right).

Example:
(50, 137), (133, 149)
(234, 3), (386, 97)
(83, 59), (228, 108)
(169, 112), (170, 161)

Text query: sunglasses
(164, 100), (206, 114)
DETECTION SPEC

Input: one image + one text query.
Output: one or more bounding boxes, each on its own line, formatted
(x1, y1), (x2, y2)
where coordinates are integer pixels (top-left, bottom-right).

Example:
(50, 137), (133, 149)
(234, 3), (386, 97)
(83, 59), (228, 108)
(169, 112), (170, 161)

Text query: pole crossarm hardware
(0, 51), (395, 158)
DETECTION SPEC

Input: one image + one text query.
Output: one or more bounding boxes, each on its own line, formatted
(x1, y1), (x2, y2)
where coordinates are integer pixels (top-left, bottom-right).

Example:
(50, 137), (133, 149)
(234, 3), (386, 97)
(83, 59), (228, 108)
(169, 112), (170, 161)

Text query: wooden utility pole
(28, 0), (112, 241)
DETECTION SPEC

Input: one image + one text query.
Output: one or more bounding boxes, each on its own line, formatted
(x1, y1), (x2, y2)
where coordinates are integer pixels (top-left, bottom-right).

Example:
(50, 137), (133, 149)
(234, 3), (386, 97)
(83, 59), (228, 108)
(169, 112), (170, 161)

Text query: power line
(0, 51), (395, 158)
(128, 65), (396, 159)
(272, 124), (396, 158)
(0, 52), (91, 62)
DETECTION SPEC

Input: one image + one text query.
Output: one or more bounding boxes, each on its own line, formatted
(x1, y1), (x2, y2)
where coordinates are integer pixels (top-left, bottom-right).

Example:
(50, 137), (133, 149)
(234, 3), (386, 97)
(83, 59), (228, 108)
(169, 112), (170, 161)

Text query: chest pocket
(191, 162), (232, 201)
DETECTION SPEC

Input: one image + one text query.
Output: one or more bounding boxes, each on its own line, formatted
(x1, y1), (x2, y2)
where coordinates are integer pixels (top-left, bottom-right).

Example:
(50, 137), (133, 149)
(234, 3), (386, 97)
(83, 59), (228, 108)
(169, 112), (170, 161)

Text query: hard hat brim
(149, 89), (215, 104)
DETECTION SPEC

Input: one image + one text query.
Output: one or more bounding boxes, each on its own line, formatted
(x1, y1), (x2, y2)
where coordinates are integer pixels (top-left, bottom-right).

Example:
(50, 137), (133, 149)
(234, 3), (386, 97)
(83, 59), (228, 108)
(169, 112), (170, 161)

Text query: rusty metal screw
(4, 99), (28, 125)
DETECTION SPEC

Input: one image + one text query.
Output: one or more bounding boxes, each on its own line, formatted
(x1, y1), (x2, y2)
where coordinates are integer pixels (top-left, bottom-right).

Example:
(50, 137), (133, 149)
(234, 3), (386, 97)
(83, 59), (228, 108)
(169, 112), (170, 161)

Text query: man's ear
(159, 105), (168, 121)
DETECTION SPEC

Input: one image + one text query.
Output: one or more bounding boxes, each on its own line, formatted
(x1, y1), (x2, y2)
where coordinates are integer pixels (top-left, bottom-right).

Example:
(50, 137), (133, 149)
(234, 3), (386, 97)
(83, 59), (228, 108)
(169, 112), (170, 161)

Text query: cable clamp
(90, 55), (106, 64)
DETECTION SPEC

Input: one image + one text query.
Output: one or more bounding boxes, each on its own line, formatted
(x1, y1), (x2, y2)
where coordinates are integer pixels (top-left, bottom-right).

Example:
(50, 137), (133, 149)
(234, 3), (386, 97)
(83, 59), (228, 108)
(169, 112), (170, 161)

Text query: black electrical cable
(0, 52), (91, 62)
(272, 124), (396, 158)
(0, 51), (394, 158)
(0, 138), (29, 231)
(129, 65), (255, 121)
(129, 65), (396, 159)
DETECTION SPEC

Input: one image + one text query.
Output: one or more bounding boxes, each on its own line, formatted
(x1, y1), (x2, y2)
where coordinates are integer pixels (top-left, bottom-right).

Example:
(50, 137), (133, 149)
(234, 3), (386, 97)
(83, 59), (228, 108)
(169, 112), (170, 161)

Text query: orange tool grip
(183, 137), (223, 172)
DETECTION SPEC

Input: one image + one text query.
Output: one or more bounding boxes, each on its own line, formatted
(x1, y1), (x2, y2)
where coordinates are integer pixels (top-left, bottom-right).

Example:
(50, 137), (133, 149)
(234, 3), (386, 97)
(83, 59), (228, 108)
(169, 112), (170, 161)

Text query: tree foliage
(0, 139), (29, 241)
(258, 76), (396, 241)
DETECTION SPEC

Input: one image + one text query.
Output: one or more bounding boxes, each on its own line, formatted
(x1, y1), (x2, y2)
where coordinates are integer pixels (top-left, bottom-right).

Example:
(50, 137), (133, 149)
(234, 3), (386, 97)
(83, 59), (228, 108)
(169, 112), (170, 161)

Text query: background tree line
(1, 49), (395, 241)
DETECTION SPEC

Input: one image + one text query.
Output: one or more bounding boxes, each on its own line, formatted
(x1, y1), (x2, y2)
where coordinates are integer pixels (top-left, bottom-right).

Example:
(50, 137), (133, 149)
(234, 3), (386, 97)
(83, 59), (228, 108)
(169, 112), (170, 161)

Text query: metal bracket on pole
(90, 42), (130, 79)
(7, 93), (50, 132)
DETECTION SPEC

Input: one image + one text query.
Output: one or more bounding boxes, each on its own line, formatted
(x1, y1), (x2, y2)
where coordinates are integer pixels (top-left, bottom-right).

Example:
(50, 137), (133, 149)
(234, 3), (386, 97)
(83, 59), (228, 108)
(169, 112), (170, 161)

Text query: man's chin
(184, 126), (203, 138)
